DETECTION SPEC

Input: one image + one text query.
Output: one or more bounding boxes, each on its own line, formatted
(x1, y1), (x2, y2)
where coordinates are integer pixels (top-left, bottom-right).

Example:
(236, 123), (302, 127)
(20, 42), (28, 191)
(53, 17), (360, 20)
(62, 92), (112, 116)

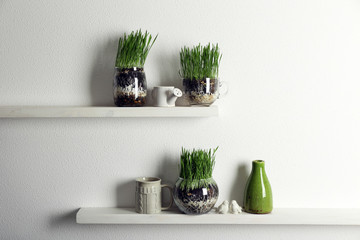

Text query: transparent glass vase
(183, 78), (228, 106)
(113, 67), (147, 107)
(173, 177), (219, 214)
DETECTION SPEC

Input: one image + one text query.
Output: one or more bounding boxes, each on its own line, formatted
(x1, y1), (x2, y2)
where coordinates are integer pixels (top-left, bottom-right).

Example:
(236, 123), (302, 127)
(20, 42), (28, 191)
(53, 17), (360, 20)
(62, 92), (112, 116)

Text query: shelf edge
(0, 106), (219, 118)
(76, 207), (360, 225)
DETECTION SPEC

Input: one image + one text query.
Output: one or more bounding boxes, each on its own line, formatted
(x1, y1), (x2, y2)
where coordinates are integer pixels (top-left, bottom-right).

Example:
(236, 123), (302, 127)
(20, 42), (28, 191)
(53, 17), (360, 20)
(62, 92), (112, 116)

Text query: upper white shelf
(0, 106), (218, 118)
(76, 207), (360, 225)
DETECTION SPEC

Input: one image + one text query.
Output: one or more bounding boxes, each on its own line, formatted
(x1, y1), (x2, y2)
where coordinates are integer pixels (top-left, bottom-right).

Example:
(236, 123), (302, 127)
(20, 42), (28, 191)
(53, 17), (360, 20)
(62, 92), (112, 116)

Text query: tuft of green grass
(115, 29), (158, 69)
(179, 43), (222, 80)
(179, 147), (218, 190)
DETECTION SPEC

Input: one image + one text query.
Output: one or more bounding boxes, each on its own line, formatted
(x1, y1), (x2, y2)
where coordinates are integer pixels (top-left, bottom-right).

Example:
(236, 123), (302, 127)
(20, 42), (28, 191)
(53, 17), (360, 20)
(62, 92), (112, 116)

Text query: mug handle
(151, 88), (156, 100)
(218, 80), (228, 99)
(161, 184), (173, 210)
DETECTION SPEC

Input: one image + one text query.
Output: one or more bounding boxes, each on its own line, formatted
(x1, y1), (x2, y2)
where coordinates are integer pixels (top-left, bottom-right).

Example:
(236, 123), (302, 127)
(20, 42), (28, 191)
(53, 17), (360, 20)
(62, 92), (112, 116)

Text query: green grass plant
(115, 29), (158, 69)
(179, 43), (222, 80)
(179, 147), (218, 190)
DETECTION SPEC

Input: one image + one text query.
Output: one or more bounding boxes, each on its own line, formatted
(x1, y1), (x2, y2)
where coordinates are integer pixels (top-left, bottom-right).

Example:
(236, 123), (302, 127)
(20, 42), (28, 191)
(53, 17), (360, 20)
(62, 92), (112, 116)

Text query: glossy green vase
(243, 160), (273, 214)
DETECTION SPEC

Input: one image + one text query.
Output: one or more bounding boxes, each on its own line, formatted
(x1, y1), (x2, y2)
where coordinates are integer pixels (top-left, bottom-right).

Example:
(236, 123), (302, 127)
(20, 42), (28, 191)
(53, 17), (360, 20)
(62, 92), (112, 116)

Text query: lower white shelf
(76, 207), (360, 225)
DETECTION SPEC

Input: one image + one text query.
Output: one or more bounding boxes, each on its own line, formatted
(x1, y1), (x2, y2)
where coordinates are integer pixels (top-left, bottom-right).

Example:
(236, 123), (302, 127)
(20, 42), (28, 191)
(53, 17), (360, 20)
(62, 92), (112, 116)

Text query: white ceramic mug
(135, 177), (173, 214)
(152, 86), (182, 107)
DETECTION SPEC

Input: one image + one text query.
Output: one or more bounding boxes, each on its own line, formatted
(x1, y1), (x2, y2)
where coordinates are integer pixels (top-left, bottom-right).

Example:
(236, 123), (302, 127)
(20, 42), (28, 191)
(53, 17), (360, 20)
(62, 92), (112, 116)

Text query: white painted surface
(76, 208), (360, 225)
(0, 106), (218, 118)
(1, 0), (360, 239)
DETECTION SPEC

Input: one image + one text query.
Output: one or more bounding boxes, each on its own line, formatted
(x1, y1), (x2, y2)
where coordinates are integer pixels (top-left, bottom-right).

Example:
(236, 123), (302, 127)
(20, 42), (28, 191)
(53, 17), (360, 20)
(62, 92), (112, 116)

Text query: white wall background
(1, 0), (360, 239)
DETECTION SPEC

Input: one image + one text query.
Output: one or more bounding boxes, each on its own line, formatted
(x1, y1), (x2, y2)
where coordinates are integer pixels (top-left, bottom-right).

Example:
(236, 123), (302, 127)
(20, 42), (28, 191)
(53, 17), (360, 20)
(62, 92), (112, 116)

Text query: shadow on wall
(116, 180), (135, 208)
(146, 52), (189, 106)
(114, 155), (178, 208)
(49, 209), (78, 229)
(229, 163), (250, 206)
(155, 52), (180, 88)
(89, 37), (119, 106)
(156, 154), (179, 206)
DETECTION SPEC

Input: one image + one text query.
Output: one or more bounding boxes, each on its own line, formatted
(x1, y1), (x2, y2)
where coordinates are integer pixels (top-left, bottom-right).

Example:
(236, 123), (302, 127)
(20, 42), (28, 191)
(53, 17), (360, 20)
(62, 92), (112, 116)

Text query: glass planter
(173, 177), (219, 214)
(183, 78), (219, 106)
(113, 67), (147, 107)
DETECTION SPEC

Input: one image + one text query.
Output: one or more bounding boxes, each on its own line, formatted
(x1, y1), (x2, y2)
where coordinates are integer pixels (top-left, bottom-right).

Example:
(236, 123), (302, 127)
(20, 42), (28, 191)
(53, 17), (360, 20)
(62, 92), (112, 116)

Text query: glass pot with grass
(179, 43), (225, 106)
(114, 30), (157, 107)
(173, 147), (219, 214)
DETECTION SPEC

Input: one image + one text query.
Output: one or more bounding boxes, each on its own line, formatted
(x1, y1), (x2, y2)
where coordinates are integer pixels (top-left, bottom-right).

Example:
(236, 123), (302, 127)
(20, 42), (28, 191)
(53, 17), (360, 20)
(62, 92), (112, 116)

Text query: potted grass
(173, 147), (219, 214)
(114, 30), (158, 107)
(179, 43), (222, 106)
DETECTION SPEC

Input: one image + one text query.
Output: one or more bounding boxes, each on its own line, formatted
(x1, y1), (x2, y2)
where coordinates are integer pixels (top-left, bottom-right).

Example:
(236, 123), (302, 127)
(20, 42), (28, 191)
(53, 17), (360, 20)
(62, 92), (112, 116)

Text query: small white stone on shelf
(216, 200), (229, 214)
(229, 200), (242, 214)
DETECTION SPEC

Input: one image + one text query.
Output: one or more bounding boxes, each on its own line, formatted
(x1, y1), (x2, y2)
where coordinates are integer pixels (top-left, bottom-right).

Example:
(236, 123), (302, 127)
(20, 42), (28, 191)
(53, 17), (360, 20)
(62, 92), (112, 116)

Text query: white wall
(1, 0), (360, 239)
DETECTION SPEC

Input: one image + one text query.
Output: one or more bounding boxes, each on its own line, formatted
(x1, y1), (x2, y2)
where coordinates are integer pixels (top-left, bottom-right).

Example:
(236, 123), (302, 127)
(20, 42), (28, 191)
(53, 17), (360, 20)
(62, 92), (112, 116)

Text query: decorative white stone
(229, 200), (242, 214)
(216, 200), (229, 214)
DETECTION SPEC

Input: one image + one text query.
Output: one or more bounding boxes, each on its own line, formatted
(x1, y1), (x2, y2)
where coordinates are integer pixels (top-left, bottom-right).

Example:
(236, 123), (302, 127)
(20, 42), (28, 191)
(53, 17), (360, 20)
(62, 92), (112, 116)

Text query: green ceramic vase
(243, 160), (273, 214)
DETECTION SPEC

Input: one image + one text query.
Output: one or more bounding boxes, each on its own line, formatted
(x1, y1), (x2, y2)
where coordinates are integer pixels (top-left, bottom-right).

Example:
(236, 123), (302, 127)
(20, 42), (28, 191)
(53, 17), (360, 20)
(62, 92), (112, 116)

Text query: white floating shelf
(76, 207), (360, 225)
(0, 106), (218, 118)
